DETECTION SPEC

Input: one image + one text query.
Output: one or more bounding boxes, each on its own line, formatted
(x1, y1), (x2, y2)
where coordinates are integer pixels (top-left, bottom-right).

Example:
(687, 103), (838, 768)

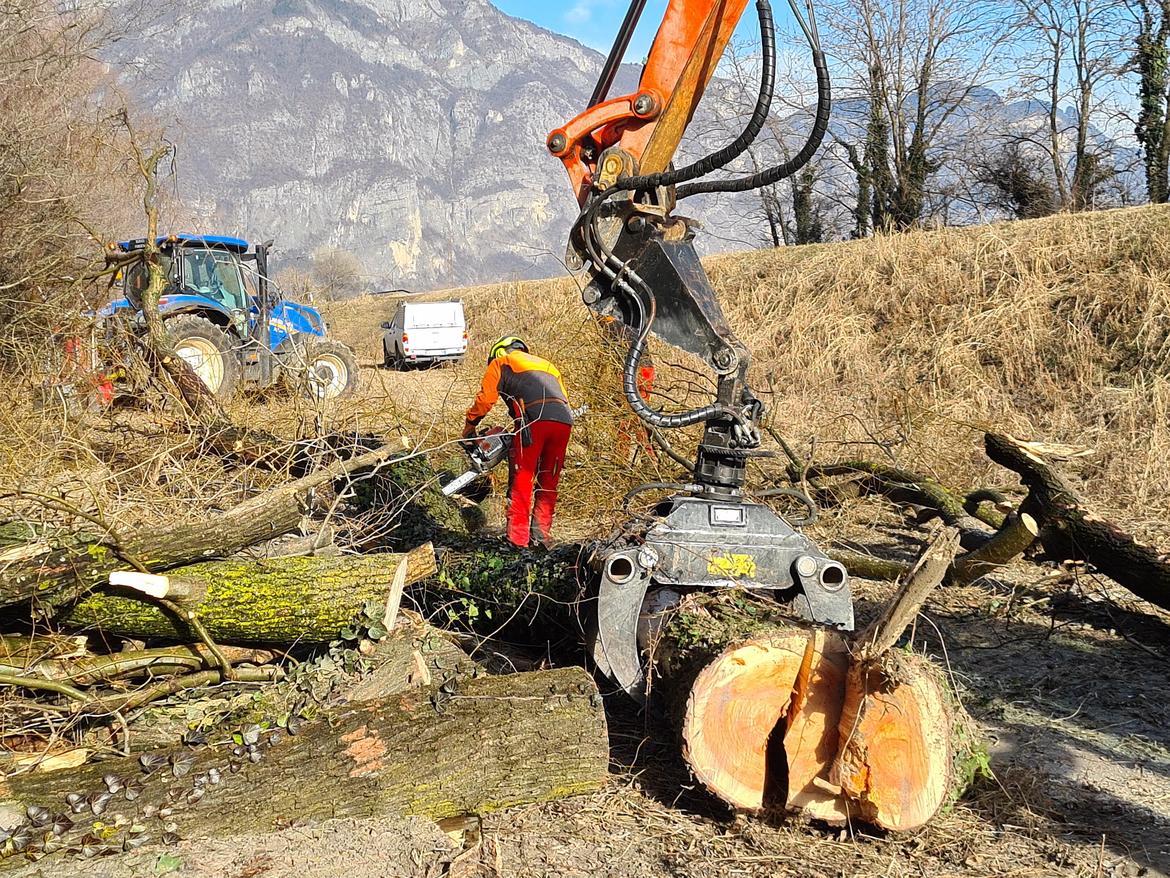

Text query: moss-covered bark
(0, 442), (416, 612)
(0, 667), (608, 863)
(58, 549), (435, 644)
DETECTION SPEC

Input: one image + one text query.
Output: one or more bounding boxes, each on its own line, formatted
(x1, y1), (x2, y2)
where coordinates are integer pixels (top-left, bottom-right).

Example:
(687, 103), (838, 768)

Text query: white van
(380, 300), (467, 368)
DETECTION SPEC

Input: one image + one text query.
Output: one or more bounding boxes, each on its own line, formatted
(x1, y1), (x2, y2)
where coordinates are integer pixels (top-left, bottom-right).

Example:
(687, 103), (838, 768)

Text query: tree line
(698, 0), (1170, 246)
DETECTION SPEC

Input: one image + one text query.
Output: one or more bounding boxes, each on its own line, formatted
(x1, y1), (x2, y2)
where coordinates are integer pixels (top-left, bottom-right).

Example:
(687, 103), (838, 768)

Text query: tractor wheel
(165, 314), (240, 400)
(298, 339), (359, 400)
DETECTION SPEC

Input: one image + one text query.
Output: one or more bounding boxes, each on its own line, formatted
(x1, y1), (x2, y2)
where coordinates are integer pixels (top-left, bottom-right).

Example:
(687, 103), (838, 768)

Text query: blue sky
(494, 0), (802, 57)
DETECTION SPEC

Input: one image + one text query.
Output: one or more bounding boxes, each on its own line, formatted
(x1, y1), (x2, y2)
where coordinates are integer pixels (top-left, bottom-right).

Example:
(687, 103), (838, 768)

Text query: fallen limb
(827, 548), (912, 582)
(0, 667), (608, 860)
(854, 528), (961, 661)
(59, 547), (436, 644)
(803, 461), (992, 547)
(985, 432), (1170, 612)
(0, 442), (420, 611)
(949, 512), (1038, 586)
(0, 644), (273, 685)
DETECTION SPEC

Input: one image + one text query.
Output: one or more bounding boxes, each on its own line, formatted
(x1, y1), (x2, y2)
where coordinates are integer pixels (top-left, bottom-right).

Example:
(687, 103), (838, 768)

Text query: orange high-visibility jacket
(465, 349), (573, 436)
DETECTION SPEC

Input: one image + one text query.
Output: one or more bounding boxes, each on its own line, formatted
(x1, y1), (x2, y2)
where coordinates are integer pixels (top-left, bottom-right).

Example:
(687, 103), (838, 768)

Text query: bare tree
(309, 247), (364, 300)
(1008, 0), (1126, 211)
(829, 0), (1007, 231)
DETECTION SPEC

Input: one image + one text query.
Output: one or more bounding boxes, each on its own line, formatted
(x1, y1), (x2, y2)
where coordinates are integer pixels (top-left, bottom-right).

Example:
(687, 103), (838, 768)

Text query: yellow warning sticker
(707, 552), (757, 579)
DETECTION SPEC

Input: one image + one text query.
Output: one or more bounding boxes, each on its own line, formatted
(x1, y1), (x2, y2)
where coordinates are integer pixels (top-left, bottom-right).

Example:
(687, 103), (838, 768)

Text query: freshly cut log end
(681, 628), (850, 817)
(830, 653), (954, 832)
(781, 629), (852, 823)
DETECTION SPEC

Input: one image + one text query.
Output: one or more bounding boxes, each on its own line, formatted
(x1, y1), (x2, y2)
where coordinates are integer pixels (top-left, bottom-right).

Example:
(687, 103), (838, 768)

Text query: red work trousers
(507, 420), (572, 547)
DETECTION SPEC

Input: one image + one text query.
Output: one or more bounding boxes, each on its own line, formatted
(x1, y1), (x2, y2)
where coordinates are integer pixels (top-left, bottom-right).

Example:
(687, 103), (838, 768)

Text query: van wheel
(165, 314), (240, 399)
(301, 339), (359, 400)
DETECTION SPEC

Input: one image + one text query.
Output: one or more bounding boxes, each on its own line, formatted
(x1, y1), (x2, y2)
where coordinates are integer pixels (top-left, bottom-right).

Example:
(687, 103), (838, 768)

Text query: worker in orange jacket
(464, 336), (574, 548)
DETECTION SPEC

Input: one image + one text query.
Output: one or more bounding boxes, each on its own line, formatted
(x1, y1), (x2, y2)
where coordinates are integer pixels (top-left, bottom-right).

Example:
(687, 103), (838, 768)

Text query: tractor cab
(101, 234), (358, 401)
(118, 234), (251, 318)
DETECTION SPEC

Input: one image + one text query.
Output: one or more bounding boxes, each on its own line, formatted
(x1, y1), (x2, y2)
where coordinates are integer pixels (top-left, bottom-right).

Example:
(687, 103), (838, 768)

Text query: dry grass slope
(327, 204), (1170, 530)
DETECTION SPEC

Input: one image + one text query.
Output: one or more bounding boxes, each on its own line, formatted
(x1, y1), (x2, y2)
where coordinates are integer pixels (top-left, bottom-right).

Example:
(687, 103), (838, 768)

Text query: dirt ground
(17, 363), (1170, 878)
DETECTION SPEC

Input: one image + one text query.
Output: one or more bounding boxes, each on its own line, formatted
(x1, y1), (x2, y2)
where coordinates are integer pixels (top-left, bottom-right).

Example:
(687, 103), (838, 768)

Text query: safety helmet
(488, 335), (528, 364)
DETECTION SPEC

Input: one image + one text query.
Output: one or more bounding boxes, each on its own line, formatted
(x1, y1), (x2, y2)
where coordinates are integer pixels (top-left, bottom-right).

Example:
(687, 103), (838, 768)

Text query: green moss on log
(58, 550), (435, 644)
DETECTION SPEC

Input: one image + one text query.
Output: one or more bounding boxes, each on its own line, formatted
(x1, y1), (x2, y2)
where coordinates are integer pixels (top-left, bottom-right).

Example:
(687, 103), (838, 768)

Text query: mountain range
(106, 0), (1140, 291)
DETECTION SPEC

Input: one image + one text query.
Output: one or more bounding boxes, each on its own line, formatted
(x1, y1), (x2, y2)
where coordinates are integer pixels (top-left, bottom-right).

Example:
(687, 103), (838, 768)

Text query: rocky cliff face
(107, 0), (1138, 291)
(107, 0), (671, 289)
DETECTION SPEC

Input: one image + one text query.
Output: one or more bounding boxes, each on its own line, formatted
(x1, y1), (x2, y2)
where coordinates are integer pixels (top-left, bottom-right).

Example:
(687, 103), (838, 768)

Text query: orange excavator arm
(547, 0), (751, 204)
(543, 0), (848, 702)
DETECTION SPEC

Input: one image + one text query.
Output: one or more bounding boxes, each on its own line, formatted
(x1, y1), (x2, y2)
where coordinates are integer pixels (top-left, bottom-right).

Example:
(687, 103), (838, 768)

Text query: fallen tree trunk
(0, 666), (608, 861)
(0, 442), (416, 612)
(57, 547), (436, 644)
(985, 432), (1170, 612)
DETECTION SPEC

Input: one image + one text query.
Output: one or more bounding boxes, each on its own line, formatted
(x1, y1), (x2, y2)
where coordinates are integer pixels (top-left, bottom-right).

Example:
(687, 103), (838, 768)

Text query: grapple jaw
(589, 495), (853, 701)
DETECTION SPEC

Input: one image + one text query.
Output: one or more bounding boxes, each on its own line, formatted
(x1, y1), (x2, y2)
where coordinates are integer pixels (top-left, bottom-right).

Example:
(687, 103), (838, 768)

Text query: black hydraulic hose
(590, 0), (649, 108)
(676, 48), (830, 198)
(621, 329), (729, 430)
(602, 0), (776, 197)
(583, 170), (755, 439)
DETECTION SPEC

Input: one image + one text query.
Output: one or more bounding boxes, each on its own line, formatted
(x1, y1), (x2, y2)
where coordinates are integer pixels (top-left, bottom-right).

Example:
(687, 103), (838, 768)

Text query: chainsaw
(442, 426), (510, 497)
(443, 405), (589, 497)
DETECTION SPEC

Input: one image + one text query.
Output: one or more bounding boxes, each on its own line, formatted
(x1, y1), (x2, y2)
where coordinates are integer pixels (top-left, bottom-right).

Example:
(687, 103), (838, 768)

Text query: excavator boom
(548, 0), (750, 203)
(547, 0), (849, 700)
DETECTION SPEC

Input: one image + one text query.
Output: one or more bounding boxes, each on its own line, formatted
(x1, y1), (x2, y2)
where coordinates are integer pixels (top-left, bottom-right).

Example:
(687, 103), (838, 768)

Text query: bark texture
(0, 667), (608, 860)
(58, 548), (436, 644)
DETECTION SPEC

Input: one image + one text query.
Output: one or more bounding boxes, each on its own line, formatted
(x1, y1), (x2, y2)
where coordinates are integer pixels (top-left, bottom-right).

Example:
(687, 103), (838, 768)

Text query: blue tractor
(101, 234), (358, 400)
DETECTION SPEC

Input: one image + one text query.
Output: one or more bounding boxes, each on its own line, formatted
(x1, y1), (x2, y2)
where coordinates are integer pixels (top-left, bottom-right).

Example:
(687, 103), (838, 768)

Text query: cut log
(57, 547), (436, 645)
(644, 593), (854, 821)
(831, 653), (955, 831)
(0, 667), (609, 861)
(643, 533), (972, 830)
(677, 622), (852, 821)
(948, 512), (1038, 586)
(985, 432), (1170, 613)
(831, 529), (971, 831)
(0, 441), (416, 611)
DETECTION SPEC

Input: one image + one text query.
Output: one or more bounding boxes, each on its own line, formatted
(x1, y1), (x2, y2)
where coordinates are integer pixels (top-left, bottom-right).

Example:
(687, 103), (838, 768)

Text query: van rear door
(403, 302), (466, 356)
